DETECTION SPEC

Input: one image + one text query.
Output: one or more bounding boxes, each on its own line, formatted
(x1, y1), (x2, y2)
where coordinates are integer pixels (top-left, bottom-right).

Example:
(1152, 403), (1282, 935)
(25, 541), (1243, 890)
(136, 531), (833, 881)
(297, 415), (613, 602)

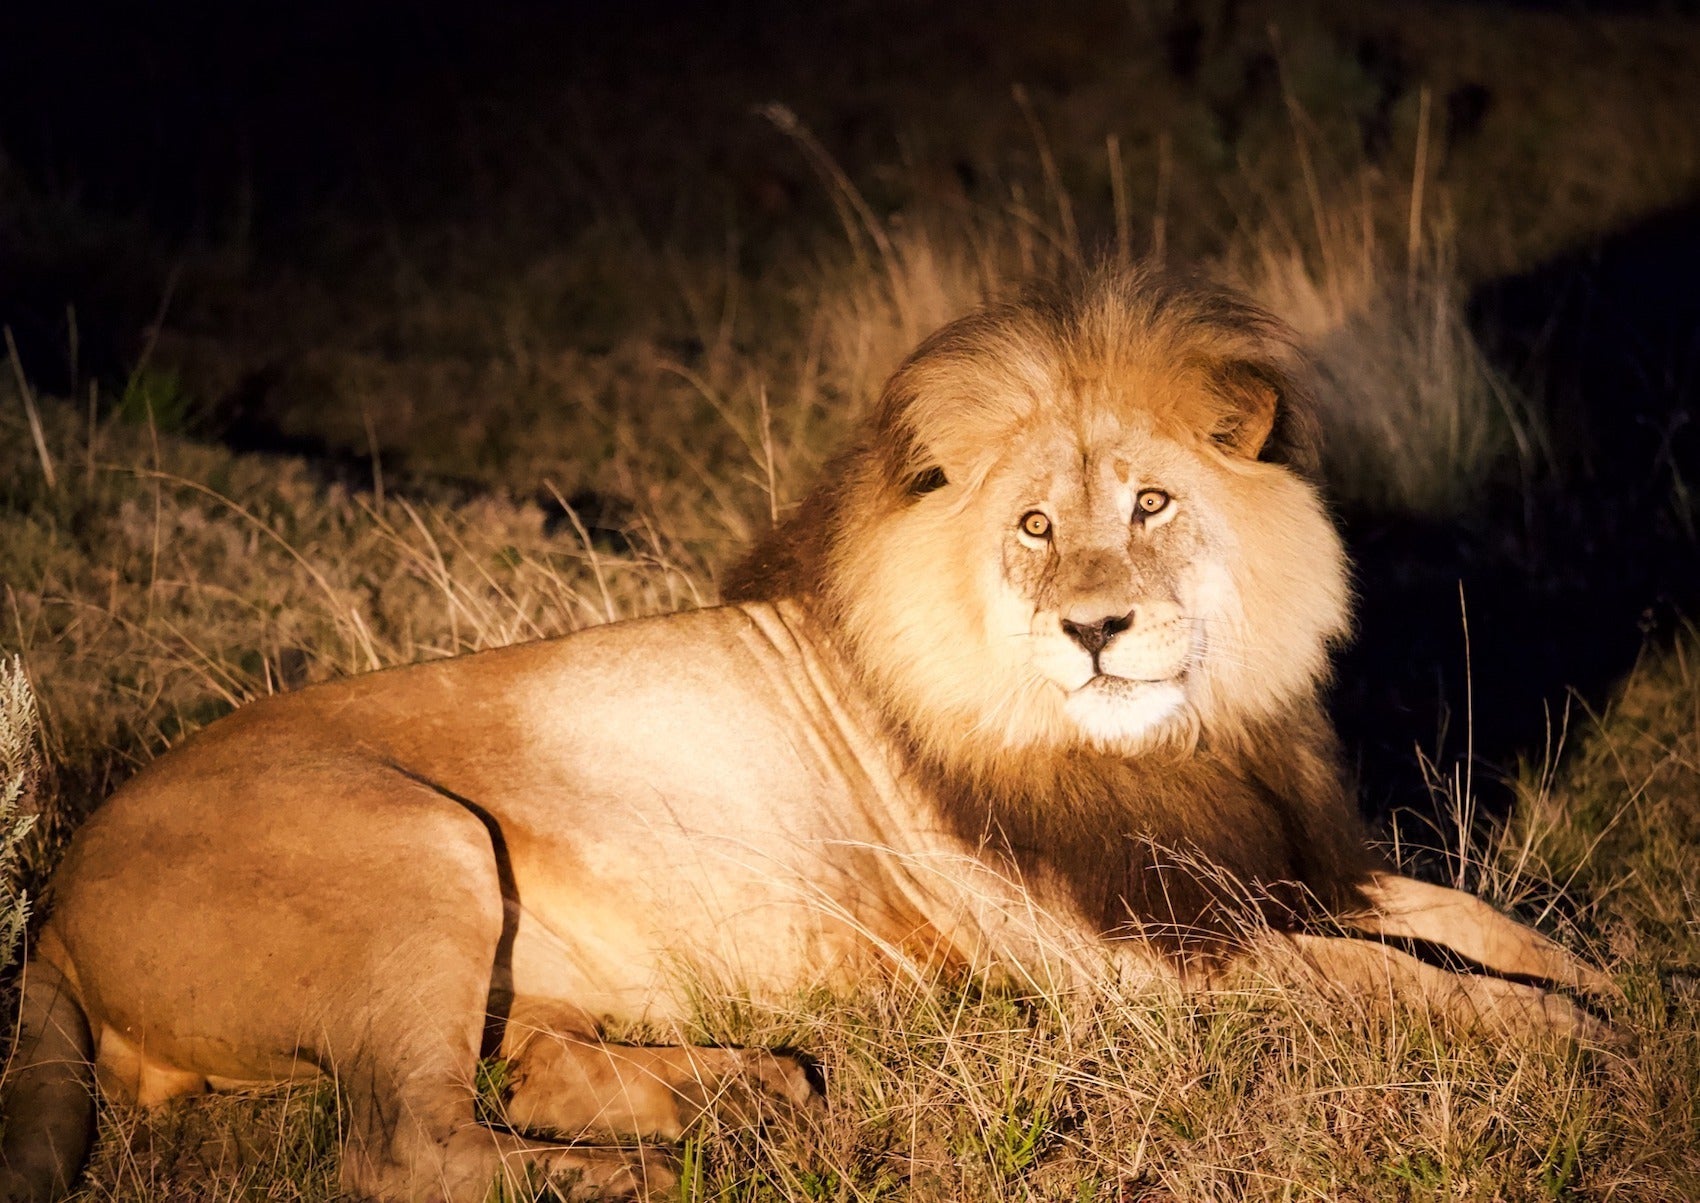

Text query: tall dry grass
(1244, 226), (1540, 517)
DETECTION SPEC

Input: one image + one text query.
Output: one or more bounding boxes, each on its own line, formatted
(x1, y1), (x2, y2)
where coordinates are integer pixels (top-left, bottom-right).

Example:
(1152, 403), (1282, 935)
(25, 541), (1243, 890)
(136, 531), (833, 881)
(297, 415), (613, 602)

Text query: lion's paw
(677, 1049), (823, 1132)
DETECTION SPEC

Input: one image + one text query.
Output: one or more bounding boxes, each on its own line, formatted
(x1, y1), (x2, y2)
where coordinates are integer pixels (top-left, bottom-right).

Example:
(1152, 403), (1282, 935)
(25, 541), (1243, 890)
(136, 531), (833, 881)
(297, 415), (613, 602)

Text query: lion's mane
(725, 268), (1375, 957)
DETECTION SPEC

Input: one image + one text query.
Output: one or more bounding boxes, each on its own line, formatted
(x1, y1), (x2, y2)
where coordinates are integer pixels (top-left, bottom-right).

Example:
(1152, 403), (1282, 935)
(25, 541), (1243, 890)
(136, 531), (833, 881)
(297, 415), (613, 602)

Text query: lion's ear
(907, 465), (949, 498)
(1211, 365), (1279, 459)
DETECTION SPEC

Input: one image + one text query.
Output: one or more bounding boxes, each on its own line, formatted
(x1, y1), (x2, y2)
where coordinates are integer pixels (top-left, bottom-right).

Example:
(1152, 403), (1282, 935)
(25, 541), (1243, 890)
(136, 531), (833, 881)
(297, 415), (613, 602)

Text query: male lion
(2, 269), (1610, 1202)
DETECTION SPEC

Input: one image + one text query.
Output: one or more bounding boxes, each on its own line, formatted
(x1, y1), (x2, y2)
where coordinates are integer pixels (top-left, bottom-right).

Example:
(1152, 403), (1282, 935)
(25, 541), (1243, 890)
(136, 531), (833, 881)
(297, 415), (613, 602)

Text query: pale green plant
(0, 657), (41, 976)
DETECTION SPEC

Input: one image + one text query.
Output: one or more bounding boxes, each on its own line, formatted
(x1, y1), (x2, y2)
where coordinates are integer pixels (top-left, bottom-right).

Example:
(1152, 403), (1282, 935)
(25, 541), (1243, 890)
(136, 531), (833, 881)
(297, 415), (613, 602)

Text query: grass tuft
(1240, 199), (1545, 517)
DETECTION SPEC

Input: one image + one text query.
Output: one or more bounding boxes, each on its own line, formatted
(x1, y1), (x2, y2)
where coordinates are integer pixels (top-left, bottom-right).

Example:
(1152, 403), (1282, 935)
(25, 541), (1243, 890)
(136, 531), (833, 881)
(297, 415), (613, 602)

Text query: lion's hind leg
(494, 999), (819, 1145)
(328, 945), (676, 1203)
(1263, 932), (1614, 1043)
(304, 786), (674, 1202)
(1343, 872), (1616, 997)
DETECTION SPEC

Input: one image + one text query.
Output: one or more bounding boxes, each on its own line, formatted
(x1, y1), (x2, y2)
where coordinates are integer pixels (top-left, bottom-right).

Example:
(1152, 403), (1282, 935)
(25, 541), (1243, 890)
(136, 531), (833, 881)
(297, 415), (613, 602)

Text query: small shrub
(0, 656), (41, 977)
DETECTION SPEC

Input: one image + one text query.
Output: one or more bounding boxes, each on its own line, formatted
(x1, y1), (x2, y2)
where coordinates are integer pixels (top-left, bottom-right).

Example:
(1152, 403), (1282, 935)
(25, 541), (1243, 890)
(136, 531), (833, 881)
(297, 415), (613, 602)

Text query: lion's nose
(1060, 611), (1134, 656)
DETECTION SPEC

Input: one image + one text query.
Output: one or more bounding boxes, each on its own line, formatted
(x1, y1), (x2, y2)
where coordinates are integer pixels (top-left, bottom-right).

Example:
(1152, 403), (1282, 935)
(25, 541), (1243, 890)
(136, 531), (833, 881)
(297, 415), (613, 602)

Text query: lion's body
(46, 599), (1140, 1074)
(2, 270), (1612, 1203)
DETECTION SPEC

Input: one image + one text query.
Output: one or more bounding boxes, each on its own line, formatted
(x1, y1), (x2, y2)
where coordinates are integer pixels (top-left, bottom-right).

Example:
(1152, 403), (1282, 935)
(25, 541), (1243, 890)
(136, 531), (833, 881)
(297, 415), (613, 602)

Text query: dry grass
(57, 960), (1678, 1203)
(1240, 209), (1541, 517)
(5, 239), (1699, 1200)
(1507, 640), (1700, 982)
(3, 23), (1699, 1195)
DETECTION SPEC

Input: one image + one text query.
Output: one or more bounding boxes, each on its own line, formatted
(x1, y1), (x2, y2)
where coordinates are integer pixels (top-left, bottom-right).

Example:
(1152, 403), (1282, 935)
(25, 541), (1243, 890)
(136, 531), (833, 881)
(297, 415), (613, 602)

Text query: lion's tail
(0, 957), (95, 1202)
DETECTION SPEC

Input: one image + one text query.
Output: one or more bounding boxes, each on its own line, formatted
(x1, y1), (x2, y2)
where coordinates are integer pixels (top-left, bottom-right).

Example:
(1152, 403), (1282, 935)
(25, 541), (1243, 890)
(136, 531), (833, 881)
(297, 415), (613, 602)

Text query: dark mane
(719, 448), (851, 604)
(911, 704), (1378, 962)
(1016, 266), (1327, 479)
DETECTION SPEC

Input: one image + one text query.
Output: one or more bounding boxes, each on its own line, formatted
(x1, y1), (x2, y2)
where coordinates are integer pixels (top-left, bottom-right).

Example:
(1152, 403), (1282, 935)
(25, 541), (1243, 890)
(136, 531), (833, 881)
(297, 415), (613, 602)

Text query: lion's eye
(1019, 511), (1052, 539)
(1135, 489), (1171, 517)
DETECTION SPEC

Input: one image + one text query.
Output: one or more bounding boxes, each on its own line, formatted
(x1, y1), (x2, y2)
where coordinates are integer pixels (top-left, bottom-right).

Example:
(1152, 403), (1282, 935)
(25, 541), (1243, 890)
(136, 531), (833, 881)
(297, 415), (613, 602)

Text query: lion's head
(727, 268), (1349, 775)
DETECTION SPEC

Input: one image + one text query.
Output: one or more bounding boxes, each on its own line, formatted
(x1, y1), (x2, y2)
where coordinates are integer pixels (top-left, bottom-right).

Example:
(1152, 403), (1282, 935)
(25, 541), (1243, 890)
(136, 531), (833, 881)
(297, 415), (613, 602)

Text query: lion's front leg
(1341, 872), (1616, 997)
(493, 998), (820, 1144)
(1254, 932), (1615, 1042)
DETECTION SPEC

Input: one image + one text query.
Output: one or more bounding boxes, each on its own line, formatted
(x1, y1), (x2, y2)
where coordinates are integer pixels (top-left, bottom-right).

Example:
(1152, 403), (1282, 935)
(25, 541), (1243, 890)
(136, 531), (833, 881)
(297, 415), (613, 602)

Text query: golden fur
(2, 268), (1612, 1203)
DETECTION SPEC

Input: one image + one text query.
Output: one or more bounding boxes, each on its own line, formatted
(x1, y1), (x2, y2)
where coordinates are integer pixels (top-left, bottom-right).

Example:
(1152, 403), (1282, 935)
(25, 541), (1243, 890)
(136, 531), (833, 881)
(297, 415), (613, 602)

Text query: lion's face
(821, 272), (1350, 764)
(988, 416), (1227, 745)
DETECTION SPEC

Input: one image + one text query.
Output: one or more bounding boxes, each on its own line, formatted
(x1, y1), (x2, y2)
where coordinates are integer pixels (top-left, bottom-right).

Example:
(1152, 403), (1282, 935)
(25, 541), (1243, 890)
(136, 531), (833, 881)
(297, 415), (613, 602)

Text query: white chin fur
(1062, 677), (1186, 745)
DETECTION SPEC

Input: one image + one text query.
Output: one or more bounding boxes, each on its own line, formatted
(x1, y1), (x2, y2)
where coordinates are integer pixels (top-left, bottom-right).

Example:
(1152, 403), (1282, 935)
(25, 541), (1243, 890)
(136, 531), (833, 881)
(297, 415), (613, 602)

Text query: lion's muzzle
(1052, 599), (1193, 685)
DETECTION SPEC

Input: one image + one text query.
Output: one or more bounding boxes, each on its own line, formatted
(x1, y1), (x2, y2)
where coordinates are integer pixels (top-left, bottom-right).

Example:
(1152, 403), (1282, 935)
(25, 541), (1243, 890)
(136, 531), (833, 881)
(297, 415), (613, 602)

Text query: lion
(1, 268), (1612, 1203)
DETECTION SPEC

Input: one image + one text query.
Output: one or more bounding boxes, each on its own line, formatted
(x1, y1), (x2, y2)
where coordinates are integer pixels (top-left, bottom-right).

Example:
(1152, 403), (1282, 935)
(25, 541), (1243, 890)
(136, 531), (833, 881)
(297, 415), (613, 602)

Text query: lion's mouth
(1081, 671), (1185, 693)
(1061, 672), (1190, 743)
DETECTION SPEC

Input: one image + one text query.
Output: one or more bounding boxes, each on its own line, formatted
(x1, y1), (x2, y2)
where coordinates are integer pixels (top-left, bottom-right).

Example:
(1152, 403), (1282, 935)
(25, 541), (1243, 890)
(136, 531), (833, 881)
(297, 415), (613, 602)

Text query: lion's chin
(1062, 675), (1187, 747)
